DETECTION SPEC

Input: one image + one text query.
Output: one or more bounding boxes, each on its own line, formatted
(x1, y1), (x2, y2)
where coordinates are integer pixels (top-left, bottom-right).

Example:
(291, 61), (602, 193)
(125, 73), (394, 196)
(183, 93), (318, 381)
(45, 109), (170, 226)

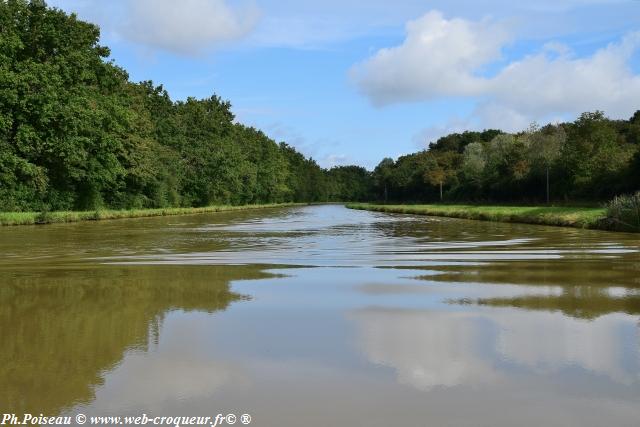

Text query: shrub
(35, 210), (53, 224)
(606, 192), (640, 231)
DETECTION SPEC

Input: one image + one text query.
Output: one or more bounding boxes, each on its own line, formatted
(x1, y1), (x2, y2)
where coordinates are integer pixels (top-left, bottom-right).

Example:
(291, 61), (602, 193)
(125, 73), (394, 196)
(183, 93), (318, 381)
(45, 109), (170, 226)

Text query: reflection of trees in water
(0, 265), (268, 415)
(474, 287), (640, 320)
(427, 259), (640, 289)
(425, 257), (640, 319)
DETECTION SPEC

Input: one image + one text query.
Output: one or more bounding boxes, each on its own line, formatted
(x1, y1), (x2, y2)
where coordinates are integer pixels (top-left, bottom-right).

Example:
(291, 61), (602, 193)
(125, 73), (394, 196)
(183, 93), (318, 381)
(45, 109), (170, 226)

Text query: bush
(606, 192), (640, 231)
(35, 209), (53, 224)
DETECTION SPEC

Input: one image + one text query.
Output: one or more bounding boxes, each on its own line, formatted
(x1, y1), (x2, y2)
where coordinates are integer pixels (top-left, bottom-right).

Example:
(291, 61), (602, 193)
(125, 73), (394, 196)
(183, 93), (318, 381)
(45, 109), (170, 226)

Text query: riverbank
(346, 203), (610, 230)
(0, 203), (303, 226)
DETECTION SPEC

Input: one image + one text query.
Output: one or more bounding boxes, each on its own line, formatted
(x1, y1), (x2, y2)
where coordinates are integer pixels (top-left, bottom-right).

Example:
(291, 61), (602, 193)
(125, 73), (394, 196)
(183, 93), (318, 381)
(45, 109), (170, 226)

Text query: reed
(605, 192), (640, 232)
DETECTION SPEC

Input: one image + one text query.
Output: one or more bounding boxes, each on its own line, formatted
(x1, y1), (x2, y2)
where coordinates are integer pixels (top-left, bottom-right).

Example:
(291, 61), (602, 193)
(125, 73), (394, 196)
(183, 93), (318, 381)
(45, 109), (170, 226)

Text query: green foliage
(279, 143), (328, 202)
(1, 2), (638, 214)
(1, 0), (133, 210)
(560, 111), (634, 198)
(372, 158), (395, 201)
(0, 1), (367, 213)
(606, 192), (640, 232)
(372, 111), (639, 205)
(325, 165), (372, 202)
(428, 129), (503, 153)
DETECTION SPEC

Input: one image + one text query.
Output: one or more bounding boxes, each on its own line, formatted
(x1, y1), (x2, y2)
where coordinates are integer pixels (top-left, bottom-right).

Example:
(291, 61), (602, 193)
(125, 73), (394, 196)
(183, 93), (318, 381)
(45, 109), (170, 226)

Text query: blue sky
(49, 0), (640, 169)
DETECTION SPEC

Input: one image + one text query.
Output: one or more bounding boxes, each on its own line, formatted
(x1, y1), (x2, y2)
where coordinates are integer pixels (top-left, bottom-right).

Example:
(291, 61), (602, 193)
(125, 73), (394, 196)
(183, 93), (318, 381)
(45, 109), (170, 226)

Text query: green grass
(347, 203), (610, 230)
(0, 203), (302, 226)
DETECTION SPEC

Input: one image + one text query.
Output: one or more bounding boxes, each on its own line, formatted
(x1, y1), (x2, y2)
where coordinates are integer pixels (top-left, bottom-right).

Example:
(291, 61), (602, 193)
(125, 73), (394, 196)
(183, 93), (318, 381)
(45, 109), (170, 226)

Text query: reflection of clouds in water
(68, 313), (247, 414)
(495, 312), (640, 385)
(81, 353), (243, 412)
(353, 310), (502, 390)
(354, 308), (640, 392)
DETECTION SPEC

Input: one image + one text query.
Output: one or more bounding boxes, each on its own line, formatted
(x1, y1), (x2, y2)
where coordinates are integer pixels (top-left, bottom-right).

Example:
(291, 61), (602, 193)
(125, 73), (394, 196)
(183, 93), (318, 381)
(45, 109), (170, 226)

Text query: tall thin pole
(546, 166), (550, 205)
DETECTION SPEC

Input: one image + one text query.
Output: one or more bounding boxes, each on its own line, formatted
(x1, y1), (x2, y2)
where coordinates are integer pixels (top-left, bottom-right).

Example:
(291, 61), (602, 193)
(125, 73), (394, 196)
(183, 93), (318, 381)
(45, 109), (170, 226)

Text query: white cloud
(50, 0), (638, 53)
(121, 0), (260, 55)
(489, 32), (640, 118)
(352, 11), (640, 136)
(350, 11), (508, 106)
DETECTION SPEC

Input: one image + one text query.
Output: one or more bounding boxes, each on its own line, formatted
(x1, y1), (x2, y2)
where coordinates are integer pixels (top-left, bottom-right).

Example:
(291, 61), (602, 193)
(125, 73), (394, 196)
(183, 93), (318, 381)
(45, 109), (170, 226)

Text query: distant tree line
(1, 1), (638, 212)
(0, 0), (370, 211)
(371, 112), (640, 203)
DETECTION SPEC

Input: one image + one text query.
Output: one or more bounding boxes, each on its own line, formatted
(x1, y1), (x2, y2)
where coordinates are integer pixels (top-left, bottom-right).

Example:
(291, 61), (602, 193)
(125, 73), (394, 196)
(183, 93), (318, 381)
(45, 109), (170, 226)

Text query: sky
(48, 0), (640, 169)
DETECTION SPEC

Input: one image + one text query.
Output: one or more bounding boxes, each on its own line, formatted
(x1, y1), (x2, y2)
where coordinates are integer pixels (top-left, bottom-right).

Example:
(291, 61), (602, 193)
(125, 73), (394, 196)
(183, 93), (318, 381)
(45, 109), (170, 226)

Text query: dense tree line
(2, 2), (638, 212)
(0, 0), (369, 211)
(371, 112), (640, 203)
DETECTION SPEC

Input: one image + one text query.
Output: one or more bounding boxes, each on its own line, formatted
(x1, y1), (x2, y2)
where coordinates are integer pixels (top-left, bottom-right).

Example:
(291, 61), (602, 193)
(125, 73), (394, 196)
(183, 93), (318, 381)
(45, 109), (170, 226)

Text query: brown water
(1, 205), (639, 426)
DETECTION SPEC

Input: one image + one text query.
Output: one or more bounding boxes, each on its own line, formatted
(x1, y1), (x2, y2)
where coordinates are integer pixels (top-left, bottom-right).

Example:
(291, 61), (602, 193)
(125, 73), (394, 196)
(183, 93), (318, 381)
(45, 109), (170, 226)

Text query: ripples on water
(1, 205), (639, 426)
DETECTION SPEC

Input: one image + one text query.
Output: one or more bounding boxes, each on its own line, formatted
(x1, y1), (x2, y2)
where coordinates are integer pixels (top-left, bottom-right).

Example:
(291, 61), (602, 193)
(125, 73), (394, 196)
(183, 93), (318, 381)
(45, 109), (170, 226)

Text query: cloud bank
(351, 11), (508, 105)
(351, 11), (640, 132)
(122, 0), (260, 55)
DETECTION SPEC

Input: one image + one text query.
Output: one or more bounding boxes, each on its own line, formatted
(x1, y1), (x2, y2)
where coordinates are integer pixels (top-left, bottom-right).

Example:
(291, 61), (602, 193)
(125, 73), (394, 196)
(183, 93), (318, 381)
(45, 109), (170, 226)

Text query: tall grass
(0, 203), (302, 226)
(606, 192), (640, 232)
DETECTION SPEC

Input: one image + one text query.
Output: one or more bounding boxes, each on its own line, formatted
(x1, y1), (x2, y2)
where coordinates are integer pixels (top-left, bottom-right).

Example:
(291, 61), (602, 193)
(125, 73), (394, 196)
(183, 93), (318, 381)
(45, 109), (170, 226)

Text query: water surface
(2, 205), (639, 426)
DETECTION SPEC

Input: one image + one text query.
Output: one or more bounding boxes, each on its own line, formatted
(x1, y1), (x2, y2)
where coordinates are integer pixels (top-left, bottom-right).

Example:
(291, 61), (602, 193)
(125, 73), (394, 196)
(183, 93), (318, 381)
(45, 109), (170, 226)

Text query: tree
(562, 111), (634, 198)
(424, 151), (458, 201)
(0, 0), (133, 210)
(461, 142), (486, 189)
(429, 129), (503, 153)
(527, 124), (565, 204)
(0, 1), (349, 211)
(325, 166), (372, 202)
(2, 2), (639, 211)
(373, 158), (395, 202)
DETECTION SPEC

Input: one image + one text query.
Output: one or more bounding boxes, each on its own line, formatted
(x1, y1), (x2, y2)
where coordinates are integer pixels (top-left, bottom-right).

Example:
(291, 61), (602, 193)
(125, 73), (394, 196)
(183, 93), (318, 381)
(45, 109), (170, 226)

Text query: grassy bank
(347, 203), (610, 230)
(0, 203), (302, 226)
